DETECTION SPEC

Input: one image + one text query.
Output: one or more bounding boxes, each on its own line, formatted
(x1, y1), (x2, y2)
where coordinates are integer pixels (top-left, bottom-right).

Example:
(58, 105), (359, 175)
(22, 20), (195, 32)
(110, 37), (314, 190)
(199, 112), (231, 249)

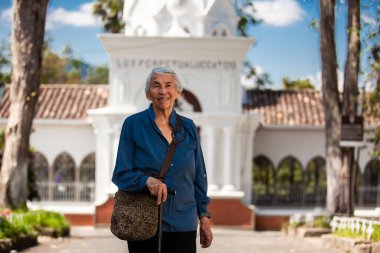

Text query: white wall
(0, 120), (96, 167)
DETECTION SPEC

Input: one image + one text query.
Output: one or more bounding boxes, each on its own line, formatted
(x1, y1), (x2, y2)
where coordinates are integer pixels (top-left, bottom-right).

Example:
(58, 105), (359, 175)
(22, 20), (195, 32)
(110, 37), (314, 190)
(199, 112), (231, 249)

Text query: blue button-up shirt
(112, 104), (210, 232)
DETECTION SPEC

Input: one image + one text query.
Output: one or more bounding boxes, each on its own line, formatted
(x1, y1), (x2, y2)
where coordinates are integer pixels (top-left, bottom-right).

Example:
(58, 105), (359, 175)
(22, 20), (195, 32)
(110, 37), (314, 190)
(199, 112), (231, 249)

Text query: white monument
(89, 0), (260, 226)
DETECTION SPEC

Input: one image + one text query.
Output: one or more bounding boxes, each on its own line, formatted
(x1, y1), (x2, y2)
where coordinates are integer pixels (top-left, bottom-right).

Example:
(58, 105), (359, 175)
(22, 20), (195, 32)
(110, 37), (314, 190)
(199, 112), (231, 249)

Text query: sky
(0, 0), (378, 90)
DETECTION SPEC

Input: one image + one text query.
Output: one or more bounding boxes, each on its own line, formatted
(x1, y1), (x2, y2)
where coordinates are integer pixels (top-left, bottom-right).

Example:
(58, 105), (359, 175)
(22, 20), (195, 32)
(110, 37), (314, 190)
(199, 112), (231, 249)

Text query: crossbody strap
(158, 115), (183, 180)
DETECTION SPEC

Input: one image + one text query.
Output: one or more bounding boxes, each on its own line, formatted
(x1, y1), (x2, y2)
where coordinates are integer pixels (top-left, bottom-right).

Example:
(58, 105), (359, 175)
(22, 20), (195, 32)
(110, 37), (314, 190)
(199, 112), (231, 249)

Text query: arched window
(174, 89), (202, 112)
(79, 153), (95, 182)
(359, 159), (380, 207)
(276, 156), (303, 206)
(363, 159), (380, 186)
(30, 151), (49, 182)
(52, 152), (75, 183)
(252, 155), (274, 206)
(79, 153), (95, 201)
(304, 157), (326, 206)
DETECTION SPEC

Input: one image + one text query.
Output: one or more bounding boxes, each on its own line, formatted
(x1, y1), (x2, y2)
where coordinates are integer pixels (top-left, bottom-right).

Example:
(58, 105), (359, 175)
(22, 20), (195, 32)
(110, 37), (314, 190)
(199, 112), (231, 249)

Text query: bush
(16, 210), (70, 237)
(0, 216), (35, 239)
(0, 209), (70, 239)
(310, 216), (330, 228)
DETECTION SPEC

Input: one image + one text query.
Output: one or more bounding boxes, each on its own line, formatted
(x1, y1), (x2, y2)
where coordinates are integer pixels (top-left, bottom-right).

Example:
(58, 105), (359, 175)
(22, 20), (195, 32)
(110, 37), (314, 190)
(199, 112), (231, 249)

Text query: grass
(334, 224), (380, 242)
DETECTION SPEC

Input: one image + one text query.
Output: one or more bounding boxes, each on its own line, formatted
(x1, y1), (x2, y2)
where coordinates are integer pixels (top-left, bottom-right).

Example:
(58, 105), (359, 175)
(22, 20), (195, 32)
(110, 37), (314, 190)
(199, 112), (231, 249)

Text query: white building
(0, 0), (379, 229)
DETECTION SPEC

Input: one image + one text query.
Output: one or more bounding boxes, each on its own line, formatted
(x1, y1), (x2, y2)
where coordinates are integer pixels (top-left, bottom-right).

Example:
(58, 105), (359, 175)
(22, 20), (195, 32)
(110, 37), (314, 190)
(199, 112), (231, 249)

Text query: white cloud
(243, 0), (305, 27)
(1, 7), (12, 23)
(46, 3), (101, 29)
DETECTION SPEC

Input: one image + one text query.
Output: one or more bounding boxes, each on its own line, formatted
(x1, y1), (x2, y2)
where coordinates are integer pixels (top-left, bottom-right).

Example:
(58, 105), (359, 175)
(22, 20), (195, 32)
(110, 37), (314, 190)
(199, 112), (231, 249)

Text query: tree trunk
(320, 0), (342, 214)
(341, 0), (360, 216)
(0, 0), (48, 208)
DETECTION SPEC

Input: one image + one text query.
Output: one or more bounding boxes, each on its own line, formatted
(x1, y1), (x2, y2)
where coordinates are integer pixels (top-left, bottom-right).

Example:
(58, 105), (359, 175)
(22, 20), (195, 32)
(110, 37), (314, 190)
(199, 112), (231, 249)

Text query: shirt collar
(148, 103), (177, 129)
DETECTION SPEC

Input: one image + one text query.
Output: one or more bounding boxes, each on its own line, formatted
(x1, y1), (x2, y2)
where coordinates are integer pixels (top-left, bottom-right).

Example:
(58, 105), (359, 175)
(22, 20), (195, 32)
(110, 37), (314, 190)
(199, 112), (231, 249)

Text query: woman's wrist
(199, 211), (211, 219)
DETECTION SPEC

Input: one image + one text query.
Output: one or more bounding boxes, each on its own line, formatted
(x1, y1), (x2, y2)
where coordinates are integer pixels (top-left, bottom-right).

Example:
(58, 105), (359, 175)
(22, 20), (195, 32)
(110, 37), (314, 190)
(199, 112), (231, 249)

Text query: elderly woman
(112, 66), (213, 253)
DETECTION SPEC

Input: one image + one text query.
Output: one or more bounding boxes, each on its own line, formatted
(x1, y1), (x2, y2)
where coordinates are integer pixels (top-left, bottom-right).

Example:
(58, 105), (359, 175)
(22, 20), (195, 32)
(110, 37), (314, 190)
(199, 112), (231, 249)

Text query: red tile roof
(0, 85), (377, 127)
(245, 89), (379, 127)
(0, 85), (108, 120)
(245, 90), (325, 126)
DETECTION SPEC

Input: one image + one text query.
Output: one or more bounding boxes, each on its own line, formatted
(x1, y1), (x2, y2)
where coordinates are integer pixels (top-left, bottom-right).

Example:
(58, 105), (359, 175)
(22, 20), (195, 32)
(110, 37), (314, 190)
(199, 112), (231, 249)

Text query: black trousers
(127, 231), (197, 253)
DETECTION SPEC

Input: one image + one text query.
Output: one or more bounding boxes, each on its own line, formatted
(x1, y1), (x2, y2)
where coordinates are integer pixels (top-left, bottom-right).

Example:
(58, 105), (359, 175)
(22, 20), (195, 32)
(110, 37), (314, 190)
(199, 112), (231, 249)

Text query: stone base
(255, 215), (289, 231)
(208, 198), (254, 228)
(64, 214), (94, 226)
(95, 196), (115, 225)
(296, 227), (331, 238)
(321, 234), (377, 253)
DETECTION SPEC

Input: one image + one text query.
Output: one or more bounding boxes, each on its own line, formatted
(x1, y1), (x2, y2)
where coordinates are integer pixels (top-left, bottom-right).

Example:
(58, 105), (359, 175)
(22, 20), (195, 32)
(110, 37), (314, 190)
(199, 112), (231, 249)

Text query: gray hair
(145, 66), (183, 94)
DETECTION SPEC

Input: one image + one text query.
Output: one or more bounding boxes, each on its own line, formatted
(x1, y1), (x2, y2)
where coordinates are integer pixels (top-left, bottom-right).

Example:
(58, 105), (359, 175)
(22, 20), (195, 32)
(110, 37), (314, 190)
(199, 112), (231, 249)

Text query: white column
(92, 116), (113, 205)
(222, 126), (235, 191)
(202, 126), (218, 191)
(240, 116), (260, 204)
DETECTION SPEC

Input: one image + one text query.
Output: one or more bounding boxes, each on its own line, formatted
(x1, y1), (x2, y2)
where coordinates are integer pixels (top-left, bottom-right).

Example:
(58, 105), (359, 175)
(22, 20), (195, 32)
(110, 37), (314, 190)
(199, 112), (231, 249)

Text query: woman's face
(146, 73), (180, 111)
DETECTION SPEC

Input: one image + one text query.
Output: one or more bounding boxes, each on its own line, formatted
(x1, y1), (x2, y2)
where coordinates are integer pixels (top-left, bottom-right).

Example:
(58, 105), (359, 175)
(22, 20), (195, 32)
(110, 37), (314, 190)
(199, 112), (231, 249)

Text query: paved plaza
(21, 226), (346, 253)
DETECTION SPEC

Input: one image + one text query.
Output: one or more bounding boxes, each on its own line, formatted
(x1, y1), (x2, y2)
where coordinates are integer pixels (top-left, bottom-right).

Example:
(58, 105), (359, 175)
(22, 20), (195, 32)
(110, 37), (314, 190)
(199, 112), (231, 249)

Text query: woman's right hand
(146, 177), (167, 205)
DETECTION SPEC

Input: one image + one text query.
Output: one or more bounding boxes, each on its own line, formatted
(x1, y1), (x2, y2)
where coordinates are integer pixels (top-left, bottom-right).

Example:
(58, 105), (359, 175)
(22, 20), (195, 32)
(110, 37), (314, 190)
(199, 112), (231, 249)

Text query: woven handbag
(110, 115), (183, 241)
(110, 189), (159, 241)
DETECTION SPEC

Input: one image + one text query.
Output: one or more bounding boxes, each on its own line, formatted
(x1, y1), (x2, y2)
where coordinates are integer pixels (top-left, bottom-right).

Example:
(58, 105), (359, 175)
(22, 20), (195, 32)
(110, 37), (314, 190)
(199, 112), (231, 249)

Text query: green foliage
(282, 77), (315, 90)
(85, 66), (109, 84)
(93, 0), (125, 33)
(236, 2), (261, 37)
(0, 40), (11, 84)
(243, 61), (272, 90)
(310, 19), (320, 32)
(310, 217), (331, 228)
(288, 221), (304, 228)
(40, 50), (67, 84)
(0, 216), (35, 239)
(20, 210), (70, 236)
(1, 210), (70, 238)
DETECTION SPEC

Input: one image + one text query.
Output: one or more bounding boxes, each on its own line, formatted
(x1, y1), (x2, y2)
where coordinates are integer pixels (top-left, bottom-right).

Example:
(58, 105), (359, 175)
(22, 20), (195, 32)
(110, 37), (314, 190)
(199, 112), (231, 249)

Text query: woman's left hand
(199, 217), (213, 248)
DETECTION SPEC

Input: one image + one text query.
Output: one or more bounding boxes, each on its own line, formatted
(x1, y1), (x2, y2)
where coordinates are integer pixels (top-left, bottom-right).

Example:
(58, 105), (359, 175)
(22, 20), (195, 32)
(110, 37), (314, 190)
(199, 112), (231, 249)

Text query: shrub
(16, 210), (70, 237)
(0, 209), (70, 239)
(0, 216), (35, 239)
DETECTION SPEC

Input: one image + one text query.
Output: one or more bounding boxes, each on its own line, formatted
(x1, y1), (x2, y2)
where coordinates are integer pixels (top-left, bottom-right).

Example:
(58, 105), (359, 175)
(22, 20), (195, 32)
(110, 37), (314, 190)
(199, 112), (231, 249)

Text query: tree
(282, 77), (315, 90)
(40, 50), (67, 84)
(0, 0), (49, 208)
(93, 0), (125, 33)
(242, 61), (272, 90)
(341, 0), (360, 216)
(236, 2), (261, 37)
(85, 66), (109, 84)
(319, 0), (342, 213)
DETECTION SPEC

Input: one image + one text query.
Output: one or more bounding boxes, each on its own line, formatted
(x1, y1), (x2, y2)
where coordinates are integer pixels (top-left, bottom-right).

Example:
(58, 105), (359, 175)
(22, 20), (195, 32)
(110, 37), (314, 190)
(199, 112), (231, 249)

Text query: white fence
(36, 181), (95, 202)
(330, 216), (380, 240)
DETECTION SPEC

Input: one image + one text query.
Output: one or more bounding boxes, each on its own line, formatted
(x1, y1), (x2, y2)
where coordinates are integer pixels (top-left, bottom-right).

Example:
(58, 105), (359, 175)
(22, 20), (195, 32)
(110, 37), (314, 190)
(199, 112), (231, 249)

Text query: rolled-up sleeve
(112, 118), (149, 191)
(192, 122), (210, 217)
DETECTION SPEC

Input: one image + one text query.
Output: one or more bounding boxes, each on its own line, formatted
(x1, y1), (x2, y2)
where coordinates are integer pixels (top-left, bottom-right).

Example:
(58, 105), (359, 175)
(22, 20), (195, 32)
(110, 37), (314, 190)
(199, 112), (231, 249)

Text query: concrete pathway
(21, 226), (346, 253)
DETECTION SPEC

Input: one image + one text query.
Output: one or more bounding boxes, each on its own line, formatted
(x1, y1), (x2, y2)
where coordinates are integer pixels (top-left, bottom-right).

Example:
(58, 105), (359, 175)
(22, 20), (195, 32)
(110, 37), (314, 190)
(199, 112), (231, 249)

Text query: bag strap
(158, 115), (182, 180)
